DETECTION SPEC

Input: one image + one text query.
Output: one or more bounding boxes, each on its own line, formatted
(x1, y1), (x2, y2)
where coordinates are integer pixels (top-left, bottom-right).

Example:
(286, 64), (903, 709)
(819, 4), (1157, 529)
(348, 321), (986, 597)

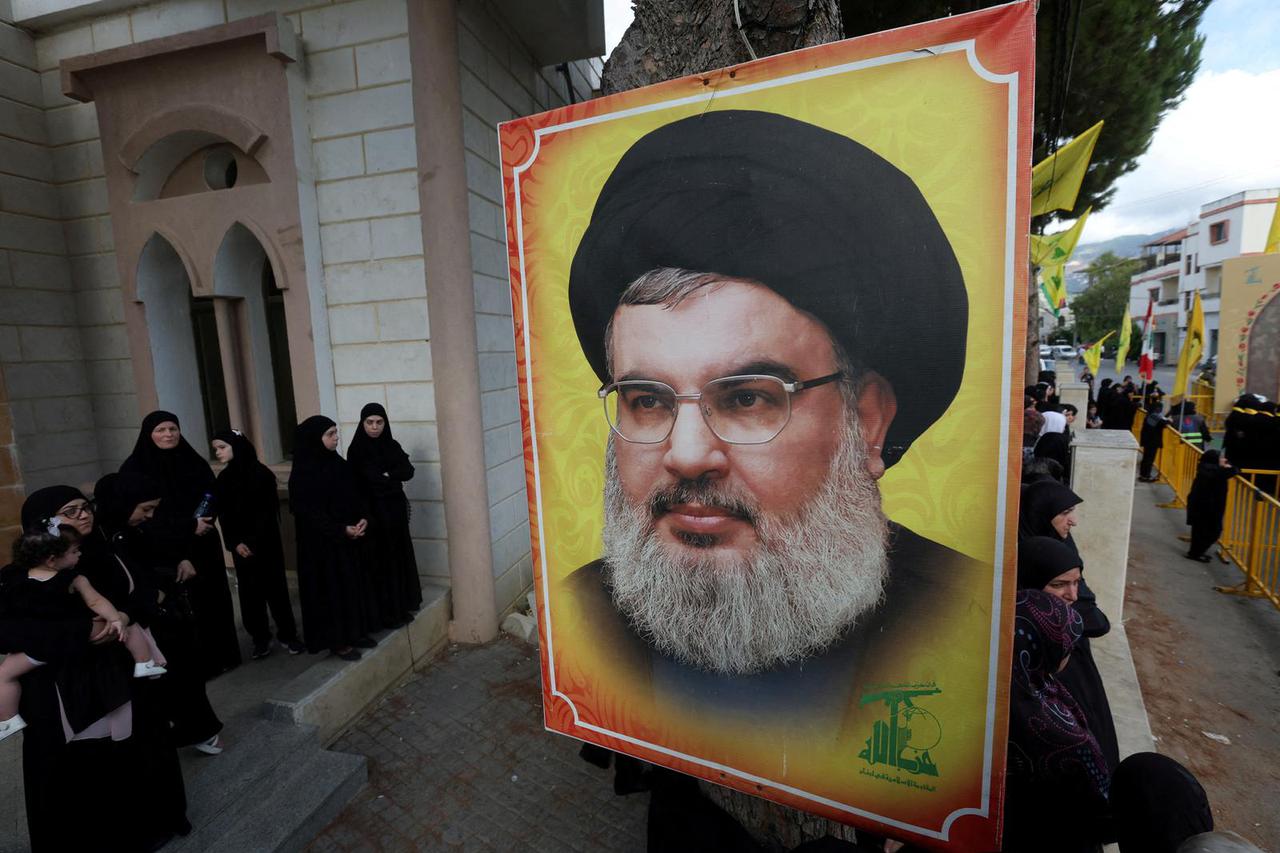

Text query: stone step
(168, 718), (366, 853)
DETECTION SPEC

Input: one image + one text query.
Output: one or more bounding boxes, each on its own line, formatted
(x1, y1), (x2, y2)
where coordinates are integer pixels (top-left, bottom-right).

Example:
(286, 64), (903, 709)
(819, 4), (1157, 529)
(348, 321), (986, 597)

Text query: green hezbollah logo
(857, 684), (942, 778)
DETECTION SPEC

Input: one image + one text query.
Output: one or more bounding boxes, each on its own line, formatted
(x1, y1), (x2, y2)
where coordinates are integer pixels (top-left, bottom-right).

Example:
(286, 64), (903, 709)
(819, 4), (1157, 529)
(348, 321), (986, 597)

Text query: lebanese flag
(1138, 296), (1156, 381)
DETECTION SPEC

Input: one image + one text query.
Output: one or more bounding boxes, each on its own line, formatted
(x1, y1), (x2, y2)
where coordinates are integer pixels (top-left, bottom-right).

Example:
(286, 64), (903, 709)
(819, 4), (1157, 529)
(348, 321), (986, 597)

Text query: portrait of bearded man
(557, 110), (984, 722)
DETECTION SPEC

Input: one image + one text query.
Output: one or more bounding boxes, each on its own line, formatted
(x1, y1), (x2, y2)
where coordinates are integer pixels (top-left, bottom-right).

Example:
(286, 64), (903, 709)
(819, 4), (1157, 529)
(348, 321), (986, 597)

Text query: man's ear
(854, 372), (897, 480)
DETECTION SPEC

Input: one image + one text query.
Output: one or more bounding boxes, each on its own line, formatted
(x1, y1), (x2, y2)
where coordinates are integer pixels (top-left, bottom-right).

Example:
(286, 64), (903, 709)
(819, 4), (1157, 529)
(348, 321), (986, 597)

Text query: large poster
(499, 4), (1033, 849)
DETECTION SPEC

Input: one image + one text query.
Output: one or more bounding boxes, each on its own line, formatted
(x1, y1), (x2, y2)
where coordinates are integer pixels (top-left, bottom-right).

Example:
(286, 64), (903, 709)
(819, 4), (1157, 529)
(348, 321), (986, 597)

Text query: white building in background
(1130, 188), (1278, 366)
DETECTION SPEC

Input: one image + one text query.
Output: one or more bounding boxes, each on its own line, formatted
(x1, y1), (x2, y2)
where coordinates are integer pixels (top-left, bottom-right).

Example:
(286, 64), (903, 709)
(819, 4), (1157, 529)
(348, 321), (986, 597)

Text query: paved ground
(306, 637), (648, 852)
(1125, 479), (1280, 852)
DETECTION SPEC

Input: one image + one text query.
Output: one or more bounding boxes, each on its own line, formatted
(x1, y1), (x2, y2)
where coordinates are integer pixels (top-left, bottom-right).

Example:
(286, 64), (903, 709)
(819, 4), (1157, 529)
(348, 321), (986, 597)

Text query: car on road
(1039, 345), (1052, 358)
(1052, 344), (1076, 360)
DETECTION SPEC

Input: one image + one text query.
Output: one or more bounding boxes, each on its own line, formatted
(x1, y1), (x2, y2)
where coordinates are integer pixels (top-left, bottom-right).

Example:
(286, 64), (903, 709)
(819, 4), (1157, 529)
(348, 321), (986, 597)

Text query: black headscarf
(92, 472), (164, 535)
(568, 110), (967, 468)
(347, 403), (410, 471)
(211, 428), (263, 490)
(20, 485), (88, 532)
(120, 410), (214, 514)
(1007, 590), (1109, 799)
(1110, 752), (1213, 853)
(288, 416), (364, 522)
(1017, 536), (1081, 591)
(1018, 480), (1083, 543)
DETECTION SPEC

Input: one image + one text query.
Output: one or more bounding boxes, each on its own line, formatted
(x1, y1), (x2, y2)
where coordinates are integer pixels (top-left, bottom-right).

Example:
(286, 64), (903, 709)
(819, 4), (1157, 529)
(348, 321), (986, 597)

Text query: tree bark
(601, 0), (843, 95)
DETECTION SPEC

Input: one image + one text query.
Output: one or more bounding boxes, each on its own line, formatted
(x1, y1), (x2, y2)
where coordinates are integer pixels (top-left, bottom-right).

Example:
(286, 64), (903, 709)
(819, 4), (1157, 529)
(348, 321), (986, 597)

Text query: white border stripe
(512, 38), (1020, 843)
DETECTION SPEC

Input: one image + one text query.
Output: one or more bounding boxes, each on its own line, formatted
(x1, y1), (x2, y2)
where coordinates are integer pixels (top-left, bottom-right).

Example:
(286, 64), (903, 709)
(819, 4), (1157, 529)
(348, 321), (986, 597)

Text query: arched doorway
(135, 233), (221, 455)
(1246, 290), (1280, 401)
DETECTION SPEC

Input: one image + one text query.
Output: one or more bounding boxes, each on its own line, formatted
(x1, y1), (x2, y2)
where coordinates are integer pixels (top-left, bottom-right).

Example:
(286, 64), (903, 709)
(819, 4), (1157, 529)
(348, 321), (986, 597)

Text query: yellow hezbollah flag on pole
(1266, 191), (1280, 254)
(1030, 207), (1092, 267)
(1083, 331), (1115, 378)
(1173, 291), (1206, 398)
(1038, 262), (1068, 317)
(1115, 305), (1132, 374)
(1031, 121), (1103, 217)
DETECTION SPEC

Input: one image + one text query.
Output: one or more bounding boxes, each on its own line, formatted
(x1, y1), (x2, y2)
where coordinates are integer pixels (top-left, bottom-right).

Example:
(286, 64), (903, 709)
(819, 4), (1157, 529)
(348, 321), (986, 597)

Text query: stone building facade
(0, 0), (603, 636)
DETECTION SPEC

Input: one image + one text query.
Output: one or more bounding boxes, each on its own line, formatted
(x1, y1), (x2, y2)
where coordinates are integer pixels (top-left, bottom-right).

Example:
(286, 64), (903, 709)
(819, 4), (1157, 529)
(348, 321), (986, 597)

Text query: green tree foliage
(1064, 251), (1142, 345)
(839, 0), (1210, 224)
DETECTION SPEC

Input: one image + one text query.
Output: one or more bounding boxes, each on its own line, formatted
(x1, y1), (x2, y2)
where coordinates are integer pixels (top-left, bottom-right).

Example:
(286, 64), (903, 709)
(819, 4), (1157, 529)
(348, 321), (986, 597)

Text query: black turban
(568, 110), (968, 466)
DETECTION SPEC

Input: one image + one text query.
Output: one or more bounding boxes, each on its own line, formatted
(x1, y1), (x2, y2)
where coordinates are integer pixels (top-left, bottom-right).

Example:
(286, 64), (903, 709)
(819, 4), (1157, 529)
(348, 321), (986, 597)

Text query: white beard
(601, 419), (890, 676)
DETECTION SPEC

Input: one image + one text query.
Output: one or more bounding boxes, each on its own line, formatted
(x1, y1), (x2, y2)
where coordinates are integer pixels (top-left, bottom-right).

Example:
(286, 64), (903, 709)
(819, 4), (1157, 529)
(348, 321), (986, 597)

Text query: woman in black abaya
(121, 411), (241, 678)
(94, 472), (224, 753)
(1003, 589), (1111, 853)
(14, 485), (191, 852)
(212, 429), (303, 658)
(1185, 450), (1239, 562)
(347, 403), (422, 628)
(289, 416), (377, 660)
(1018, 480), (1120, 772)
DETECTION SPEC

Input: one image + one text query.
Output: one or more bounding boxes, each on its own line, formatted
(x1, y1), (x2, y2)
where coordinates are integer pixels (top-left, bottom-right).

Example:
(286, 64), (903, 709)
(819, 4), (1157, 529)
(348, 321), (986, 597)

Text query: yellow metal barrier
(1217, 475), (1280, 609)
(1134, 407), (1280, 611)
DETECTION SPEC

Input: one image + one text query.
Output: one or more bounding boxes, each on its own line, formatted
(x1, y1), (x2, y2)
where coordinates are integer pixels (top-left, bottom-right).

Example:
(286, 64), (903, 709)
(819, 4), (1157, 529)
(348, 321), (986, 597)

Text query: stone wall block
(305, 47), (356, 96)
(0, 288), (75, 326)
(384, 381), (434, 421)
(354, 36), (409, 87)
(11, 250), (72, 290)
(90, 392), (142, 428)
(39, 68), (76, 108)
(392, 420), (438, 462)
(362, 126), (414, 175)
(323, 257), (425, 305)
(18, 325), (83, 361)
(44, 102), (99, 146)
(34, 26), (92, 73)
(310, 81), (412, 139)
(300, 0), (408, 52)
(68, 253), (118, 290)
(0, 22), (38, 68)
(368, 213), (420, 258)
(468, 233), (506, 279)
(411, 538), (448, 579)
(327, 302), (377, 344)
(90, 16), (133, 52)
(320, 220), (372, 264)
(472, 273), (511, 316)
(316, 169), (417, 223)
(31, 395), (94, 431)
(0, 213), (64, 254)
(79, 324), (131, 360)
(3, 360), (89, 399)
(0, 327), (20, 361)
(459, 67), (512, 128)
(0, 60), (43, 107)
(130, 0), (226, 44)
(474, 313), (515, 354)
(331, 340), (430, 384)
(0, 174), (61, 218)
(57, 178), (109, 220)
(403, 461), (441, 501)
(479, 386), (518, 429)
(312, 135), (365, 181)
(74, 288), (126, 325)
(50, 142), (95, 182)
(483, 456), (523, 508)
(0, 97), (47, 144)
(62, 215), (114, 255)
(84, 359), (135, 395)
(491, 520), (530, 576)
(408, 498), (446, 539)
(374, 297), (427, 341)
(334, 381), (384, 419)
(476, 352), (515, 393)
(0, 137), (53, 182)
(466, 192), (502, 242)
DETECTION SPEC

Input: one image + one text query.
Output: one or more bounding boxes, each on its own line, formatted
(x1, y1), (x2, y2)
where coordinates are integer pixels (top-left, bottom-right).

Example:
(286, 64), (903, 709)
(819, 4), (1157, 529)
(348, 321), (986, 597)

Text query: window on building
(190, 294), (231, 442)
(262, 263), (297, 458)
(1186, 254), (1193, 274)
(1184, 292), (1191, 310)
(1208, 221), (1228, 244)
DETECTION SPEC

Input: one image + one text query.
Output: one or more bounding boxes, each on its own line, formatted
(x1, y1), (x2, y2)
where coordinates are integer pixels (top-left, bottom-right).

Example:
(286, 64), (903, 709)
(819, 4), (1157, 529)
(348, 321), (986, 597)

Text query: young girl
(0, 523), (166, 741)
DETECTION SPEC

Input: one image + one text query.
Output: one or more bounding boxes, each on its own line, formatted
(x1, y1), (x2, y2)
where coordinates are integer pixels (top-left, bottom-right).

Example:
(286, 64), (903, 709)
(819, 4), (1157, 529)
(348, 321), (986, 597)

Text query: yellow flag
(1115, 305), (1132, 374)
(1038, 262), (1068, 317)
(1083, 331), (1115, 377)
(1266, 192), (1280, 253)
(1031, 121), (1103, 217)
(1030, 208), (1092, 267)
(1173, 291), (1206, 396)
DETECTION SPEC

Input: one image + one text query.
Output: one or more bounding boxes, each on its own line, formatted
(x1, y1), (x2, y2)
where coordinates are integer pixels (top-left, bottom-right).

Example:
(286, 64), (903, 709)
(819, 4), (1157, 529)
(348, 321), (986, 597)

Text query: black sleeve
(1074, 577), (1110, 638)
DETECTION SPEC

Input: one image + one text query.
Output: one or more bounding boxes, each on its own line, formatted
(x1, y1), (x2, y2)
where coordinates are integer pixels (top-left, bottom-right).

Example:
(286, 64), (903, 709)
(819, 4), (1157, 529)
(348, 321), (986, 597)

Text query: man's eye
(731, 391), (759, 408)
(635, 396), (660, 409)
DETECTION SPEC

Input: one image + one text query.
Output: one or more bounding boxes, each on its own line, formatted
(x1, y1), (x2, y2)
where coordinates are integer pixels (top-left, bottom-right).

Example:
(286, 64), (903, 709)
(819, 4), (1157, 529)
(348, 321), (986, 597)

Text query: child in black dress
(0, 524), (166, 741)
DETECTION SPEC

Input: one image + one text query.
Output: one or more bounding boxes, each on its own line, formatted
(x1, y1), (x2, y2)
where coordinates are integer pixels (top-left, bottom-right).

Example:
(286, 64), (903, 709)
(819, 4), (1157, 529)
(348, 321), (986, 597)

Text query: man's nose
(662, 401), (729, 481)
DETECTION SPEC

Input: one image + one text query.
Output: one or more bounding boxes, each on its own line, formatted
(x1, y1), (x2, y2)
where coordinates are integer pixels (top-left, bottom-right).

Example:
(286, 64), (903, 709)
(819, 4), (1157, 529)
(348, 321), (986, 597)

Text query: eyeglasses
(56, 502), (95, 519)
(599, 372), (845, 445)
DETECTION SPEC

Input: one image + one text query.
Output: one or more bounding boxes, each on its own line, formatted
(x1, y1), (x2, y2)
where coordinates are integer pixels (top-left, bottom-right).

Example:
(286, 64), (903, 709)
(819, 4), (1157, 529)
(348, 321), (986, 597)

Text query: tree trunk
(601, 0), (843, 95)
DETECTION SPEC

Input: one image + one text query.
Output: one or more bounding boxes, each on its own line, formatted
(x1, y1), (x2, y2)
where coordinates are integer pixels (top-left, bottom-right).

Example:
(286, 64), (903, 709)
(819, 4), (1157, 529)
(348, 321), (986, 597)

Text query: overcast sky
(599, 0), (1280, 243)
